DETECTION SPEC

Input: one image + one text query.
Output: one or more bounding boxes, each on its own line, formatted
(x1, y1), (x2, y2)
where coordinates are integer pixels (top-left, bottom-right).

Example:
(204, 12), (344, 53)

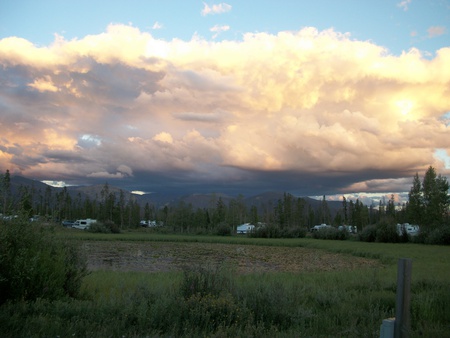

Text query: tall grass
(2, 263), (449, 337)
(2, 228), (449, 337)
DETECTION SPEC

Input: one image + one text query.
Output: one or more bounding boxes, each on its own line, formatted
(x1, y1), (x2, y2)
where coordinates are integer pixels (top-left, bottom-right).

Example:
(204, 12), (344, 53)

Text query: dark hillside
(7, 175), (342, 219)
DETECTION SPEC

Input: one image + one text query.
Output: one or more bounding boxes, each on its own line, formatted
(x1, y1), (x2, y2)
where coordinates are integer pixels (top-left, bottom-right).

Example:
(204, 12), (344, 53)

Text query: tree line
(0, 166), (448, 232)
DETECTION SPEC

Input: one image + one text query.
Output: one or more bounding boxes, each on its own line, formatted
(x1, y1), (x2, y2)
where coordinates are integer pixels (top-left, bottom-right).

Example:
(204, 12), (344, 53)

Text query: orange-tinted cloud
(0, 24), (449, 195)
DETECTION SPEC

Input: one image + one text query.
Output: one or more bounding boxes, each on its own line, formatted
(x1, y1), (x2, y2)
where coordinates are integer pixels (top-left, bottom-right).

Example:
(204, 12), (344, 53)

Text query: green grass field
(2, 228), (449, 337)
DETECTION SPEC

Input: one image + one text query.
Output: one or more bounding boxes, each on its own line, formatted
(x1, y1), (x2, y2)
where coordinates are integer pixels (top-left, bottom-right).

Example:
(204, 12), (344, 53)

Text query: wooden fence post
(394, 258), (412, 338)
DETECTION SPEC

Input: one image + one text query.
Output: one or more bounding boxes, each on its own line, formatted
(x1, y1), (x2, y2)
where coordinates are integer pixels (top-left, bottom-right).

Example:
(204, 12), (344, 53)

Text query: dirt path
(82, 241), (381, 274)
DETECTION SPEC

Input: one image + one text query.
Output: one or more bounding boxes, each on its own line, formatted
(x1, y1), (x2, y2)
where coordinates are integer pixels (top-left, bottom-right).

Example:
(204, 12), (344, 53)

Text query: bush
(375, 221), (400, 243)
(180, 263), (235, 299)
(425, 225), (450, 245)
(88, 220), (120, 234)
(248, 224), (280, 238)
(359, 225), (377, 242)
(215, 222), (232, 236)
(248, 225), (307, 238)
(312, 227), (349, 240)
(283, 226), (307, 238)
(0, 218), (88, 305)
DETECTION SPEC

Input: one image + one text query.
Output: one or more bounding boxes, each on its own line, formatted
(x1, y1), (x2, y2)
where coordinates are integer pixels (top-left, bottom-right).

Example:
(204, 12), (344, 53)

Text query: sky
(0, 0), (449, 205)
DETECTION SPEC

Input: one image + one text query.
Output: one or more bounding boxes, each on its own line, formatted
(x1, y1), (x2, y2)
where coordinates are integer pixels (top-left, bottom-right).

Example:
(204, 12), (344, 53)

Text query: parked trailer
(338, 225), (358, 234)
(72, 218), (97, 230)
(310, 224), (332, 232)
(397, 223), (420, 236)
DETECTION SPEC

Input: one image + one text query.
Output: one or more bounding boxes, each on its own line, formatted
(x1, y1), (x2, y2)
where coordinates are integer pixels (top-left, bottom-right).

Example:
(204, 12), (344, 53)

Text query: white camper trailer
(236, 223), (255, 234)
(396, 223), (420, 236)
(72, 218), (97, 230)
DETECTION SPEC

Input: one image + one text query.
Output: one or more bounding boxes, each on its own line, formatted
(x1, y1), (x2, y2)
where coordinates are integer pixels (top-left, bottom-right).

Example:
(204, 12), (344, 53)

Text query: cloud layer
(0, 24), (449, 197)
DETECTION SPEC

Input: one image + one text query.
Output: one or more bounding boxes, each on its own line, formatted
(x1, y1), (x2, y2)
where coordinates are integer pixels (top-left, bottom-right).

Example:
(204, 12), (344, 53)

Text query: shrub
(425, 225), (450, 245)
(0, 218), (88, 305)
(181, 292), (247, 333)
(312, 227), (349, 240)
(248, 225), (306, 238)
(88, 220), (121, 234)
(283, 226), (307, 238)
(250, 224), (281, 238)
(180, 263), (235, 299)
(215, 222), (232, 236)
(359, 225), (377, 242)
(375, 221), (399, 243)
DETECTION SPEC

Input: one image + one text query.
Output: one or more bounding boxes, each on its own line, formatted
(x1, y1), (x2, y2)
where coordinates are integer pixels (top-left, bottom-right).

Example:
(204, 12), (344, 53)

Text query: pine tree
(408, 173), (422, 224)
(408, 166), (450, 227)
(424, 167), (450, 226)
(2, 170), (11, 215)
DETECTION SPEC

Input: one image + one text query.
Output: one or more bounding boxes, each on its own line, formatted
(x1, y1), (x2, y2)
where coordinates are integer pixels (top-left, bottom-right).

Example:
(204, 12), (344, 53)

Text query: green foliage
(1, 236), (450, 337)
(180, 263), (235, 299)
(2, 266), (448, 337)
(215, 222), (232, 236)
(249, 225), (307, 238)
(359, 224), (378, 242)
(375, 221), (400, 243)
(88, 220), (121, 234)
(407, 166), (450, 228)
(0, 218), (88, 305)
(312, 226), (349, 240)
(424, 225), (450, 245)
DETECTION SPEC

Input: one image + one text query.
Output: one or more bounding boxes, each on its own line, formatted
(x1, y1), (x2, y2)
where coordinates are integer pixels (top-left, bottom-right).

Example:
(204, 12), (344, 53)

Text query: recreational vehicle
(72, 219), (97, 230)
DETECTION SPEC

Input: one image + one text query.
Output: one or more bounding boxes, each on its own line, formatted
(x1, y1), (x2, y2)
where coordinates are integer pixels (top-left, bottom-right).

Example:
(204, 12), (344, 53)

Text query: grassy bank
(1, 228), (449, 337)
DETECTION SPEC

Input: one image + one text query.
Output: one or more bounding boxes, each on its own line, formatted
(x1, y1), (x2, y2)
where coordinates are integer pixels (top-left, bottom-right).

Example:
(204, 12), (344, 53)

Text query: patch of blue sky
(434, 149), (450, 169)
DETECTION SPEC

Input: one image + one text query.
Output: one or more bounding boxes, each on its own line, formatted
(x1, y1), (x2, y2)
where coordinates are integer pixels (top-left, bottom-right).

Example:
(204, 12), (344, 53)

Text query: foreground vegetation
(1, 220), (449, 337)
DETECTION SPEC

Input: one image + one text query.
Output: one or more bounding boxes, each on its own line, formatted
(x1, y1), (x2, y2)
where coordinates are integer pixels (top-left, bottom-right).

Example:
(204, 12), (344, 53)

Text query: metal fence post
(394, 258), (412, 338)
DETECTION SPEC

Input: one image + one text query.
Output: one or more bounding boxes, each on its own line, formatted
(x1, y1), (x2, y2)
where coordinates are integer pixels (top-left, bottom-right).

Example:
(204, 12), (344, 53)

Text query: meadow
(1, 228), (449, 337)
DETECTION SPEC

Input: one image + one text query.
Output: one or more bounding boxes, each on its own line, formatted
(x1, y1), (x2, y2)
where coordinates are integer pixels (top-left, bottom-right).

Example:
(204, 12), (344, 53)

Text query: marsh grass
(2, 229), (449, 337)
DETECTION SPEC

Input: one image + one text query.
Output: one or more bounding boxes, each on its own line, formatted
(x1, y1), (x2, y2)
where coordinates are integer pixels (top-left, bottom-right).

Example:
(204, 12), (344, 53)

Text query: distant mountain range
(8, 175), (343, 215)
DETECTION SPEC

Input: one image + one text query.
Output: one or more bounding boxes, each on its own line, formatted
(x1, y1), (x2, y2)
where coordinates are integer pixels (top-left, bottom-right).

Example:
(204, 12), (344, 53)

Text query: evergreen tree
(294, 198), (306, 227)
(319, 195), (331, 224)
(408, 173), (422, 224)
(386, 194), (396, 217)
(19, 185), (33, 218)
(250, 205), (258, 225)
(118, 190), (125, 228)
(342, 196), (348, 224)
(421, 166), (450, 227)
(1, 169), (11, 215)
(213, 197), (226, 226)
(144, 202), (151, 221)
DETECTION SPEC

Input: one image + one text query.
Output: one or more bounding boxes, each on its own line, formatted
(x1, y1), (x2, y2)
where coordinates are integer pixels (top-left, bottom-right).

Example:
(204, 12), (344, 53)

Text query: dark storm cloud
(0, 25), (449, 201)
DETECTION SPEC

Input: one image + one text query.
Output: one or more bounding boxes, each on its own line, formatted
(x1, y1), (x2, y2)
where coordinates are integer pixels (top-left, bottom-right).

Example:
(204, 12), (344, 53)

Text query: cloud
(87, 171), (126, 179)
(152, 21), (163, 30)
(210, 24), (230, 38)
(28, 76), (59, 92)
(152, 132), (173, 144)
(397, 0), (411, 11)
(201, 2), (232, 16)
(0, 24), (449, 197)
(427, 26), (446, 38)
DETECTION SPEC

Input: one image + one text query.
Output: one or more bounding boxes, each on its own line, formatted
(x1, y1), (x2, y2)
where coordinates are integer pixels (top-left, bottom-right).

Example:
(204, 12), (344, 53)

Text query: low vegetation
(1, 221), (449, 337)
(0, 216), (88, 305)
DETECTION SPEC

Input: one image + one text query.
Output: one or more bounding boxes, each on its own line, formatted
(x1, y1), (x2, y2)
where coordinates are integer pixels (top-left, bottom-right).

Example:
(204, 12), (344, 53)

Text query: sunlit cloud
(42, 180), (73, 188)
(210, 24), (230, 38)
(397, 0), (411, 11)
(427, 26), (446, 38)
(0, 24), (449, 196)
(131, 190), (150, 195)
(201, 2), (232, 16)
(152, 21), (163, 30)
